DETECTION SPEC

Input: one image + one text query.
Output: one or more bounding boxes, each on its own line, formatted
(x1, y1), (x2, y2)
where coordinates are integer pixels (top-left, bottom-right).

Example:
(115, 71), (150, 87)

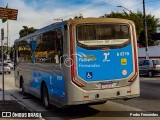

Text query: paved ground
(0, 91), (29, 112)
(1, 72), (160, 120)
(0, 88), (40, 120)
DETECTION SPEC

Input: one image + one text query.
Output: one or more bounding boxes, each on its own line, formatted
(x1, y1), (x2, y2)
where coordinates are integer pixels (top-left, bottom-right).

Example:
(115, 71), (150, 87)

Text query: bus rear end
(66, 18), (139, 106)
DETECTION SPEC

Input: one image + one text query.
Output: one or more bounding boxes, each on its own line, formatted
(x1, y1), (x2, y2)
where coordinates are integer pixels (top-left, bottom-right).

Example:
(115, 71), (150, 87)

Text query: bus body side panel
(14, 24), (68, 108)
(16, 63), (67, 107)
(15, 63), (35, 94)
(32, 64), (65, 102)
(59, 23), (73, 107)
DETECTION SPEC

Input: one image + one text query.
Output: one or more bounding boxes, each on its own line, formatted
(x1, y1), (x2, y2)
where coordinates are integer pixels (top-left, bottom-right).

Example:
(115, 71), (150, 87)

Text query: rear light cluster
(72, 78), (85, 87)
(70, 25), (85, 87)
(128, 73), (138, 82)
(128, 25), (138, 82)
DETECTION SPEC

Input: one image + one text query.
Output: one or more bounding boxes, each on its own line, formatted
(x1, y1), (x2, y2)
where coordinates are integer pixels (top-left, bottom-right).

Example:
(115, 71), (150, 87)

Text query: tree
(74, 14), (83, 19)
(105, 11), (158, 46)
(19, 26), (37, 38)
(0, 46), (10, 60)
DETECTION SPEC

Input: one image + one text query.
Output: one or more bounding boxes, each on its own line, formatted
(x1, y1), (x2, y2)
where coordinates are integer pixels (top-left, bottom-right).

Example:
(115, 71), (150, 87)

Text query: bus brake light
(70, 24), (85, 87)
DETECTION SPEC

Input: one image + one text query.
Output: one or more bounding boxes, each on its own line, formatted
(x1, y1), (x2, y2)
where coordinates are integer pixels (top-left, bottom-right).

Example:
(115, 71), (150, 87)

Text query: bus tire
(42, 83), (50, 109)
(20, 77), (26, 96)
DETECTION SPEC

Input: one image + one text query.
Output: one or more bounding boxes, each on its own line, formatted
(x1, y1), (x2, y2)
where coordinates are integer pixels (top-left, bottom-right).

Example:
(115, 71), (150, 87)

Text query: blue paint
(30, 41), (37, 51)
(30, 71), (65, 98)
(29, 41), (37, 63)
(86, 72), (93, 79)
(76, 44), (134, 81)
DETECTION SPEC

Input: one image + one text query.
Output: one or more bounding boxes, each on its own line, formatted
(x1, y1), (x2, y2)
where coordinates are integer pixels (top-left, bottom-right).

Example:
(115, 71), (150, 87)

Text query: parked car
(0, 63), (11, 74)
(139, 59), (160, 77)
(4, 60), (14, 69)
(4, 62), (14, 69)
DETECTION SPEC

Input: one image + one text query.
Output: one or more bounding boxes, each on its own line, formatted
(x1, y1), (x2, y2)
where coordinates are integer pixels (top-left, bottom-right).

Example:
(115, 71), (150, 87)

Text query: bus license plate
(101, 82), (113, 89)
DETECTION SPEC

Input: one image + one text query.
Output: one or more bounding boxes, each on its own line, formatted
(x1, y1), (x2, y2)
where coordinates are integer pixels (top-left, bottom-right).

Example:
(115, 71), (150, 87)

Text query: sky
(0, 0), (160, 46)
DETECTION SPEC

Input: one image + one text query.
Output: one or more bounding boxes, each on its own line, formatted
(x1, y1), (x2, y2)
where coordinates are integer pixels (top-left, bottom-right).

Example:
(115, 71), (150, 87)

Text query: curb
(1, 91), (44, 120)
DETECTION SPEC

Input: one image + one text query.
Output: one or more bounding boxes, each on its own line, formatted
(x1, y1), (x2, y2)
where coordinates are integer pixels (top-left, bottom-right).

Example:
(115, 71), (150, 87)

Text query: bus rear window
(76, 24), (130, 49)
(77, 24), (130, 41)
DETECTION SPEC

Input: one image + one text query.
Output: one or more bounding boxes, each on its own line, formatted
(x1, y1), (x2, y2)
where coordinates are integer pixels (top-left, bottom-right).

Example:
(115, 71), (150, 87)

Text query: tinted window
(0, 63), (9, 66)
(77, 24), (129, 40)
(15, 29), (63, 64)
(35, 29), (63, 63)
(153, 60), (160, 65)
(139, 61), (144, 66)
(143, 60), (150, 66)
(76, 23), (130, 49)
(18, 40), (32, 63)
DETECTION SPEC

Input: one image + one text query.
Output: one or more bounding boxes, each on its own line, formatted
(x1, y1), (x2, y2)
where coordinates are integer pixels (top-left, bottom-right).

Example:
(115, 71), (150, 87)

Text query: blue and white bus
(14, 18), (140, 109)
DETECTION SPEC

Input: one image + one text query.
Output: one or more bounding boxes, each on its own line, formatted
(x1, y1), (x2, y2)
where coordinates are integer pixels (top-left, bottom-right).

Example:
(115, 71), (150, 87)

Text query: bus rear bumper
(68, 89), (140, 105)
(77, 94), (139, 105)
(67, 78), (140, 106)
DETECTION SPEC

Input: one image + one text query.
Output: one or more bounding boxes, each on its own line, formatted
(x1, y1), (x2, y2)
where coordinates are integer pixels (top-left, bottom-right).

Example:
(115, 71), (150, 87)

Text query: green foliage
(74, 14), (83, 19)
(0, 46), (11, 59)
(19, 26), (37, 38)
(106, 11), (158, 46)
(2, 19), (7, 23)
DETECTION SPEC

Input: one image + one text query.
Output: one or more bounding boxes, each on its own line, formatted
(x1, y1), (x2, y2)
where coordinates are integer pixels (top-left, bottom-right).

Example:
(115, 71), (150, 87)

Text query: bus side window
(14, 49), (19, 63)
(55, 29), (63, 64)
(18, 50), (20, 58)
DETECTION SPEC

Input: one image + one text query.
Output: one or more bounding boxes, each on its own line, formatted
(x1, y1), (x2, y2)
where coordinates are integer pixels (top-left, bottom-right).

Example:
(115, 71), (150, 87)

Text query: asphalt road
(114, 76), (160, 111)
(0, 72), (160, 120)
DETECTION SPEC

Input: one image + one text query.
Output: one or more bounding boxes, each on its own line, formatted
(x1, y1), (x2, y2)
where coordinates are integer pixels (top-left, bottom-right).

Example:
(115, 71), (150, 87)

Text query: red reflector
(84, 96), (89, 98)
(127, 90), (131, 93)
(128, 73), (137, 82)
(72, 78), (85, 87)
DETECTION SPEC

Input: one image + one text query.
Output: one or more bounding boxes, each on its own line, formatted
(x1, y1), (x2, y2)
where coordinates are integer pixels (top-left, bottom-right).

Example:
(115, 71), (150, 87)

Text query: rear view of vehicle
(0, 63), (11, 74)
(152, 59), (160, 76)
(139, 59), (160, 77)
(66, 18), (140, 106)
(4, 60), (14, 69)
(13, 17), (140, 108)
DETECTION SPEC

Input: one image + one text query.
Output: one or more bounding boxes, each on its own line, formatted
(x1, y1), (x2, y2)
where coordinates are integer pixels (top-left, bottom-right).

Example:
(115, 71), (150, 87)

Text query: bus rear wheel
(42, 84), (50, 109)
(20, 78), (26, 96)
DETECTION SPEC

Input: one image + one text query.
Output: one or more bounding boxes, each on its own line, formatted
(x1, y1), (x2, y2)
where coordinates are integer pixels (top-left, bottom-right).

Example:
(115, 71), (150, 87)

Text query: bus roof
(67, 17), (134, 25)
(14, 21), (66, 43)
(14, 17), (134, 43)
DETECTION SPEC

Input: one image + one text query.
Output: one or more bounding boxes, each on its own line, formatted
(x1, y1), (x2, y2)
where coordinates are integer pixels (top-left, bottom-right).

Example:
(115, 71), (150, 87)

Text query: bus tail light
(128, 73), (138, 82)
(127, 90), (131, 93)
(128, 24), (138, 83)
(72, 77), (85, 87)
(70, 57), (85, 87)
(70, 24), (85, 87)
(84, 95), (89, 98)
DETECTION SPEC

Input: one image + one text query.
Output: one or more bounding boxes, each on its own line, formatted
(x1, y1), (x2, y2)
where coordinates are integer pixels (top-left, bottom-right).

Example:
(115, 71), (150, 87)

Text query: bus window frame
(76, 23), (131, 50)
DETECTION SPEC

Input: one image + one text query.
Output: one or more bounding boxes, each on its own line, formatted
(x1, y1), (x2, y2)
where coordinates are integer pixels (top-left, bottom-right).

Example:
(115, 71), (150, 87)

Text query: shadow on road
(7, 90), (102, 119)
